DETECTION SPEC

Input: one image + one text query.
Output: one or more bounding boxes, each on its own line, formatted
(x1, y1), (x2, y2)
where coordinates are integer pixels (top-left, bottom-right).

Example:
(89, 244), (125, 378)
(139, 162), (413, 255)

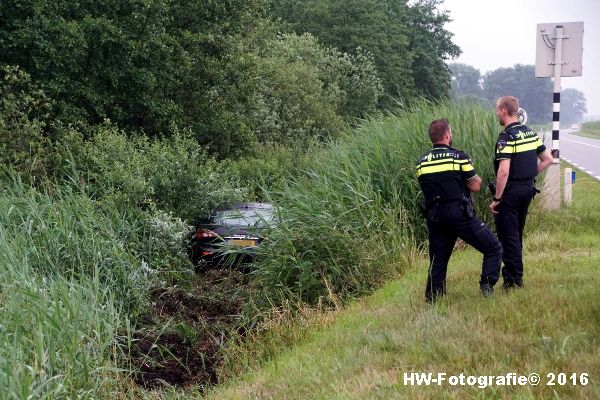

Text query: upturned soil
(127, 268), (249, 389)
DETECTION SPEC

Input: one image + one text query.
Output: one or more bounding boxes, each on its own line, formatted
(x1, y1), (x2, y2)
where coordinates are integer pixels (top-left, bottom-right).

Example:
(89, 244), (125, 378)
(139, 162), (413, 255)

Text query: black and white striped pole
(535, 22), (584, 209)
(544, 24), (565, 210)
(552, 25), (564, 161)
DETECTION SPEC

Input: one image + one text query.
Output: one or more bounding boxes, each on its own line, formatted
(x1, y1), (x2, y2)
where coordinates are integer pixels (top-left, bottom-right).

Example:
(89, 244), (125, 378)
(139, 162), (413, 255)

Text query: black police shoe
(480, 283), (493, 297)
(502, 280), (524, 290)
(501, 281), (514, 290)
(425, 287), (446, 304)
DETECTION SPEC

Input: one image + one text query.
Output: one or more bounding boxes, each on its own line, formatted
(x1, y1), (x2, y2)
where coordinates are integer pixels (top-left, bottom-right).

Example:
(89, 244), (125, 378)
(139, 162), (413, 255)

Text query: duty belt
(507, 177), (535, 185)
(425, 195), (471, 208)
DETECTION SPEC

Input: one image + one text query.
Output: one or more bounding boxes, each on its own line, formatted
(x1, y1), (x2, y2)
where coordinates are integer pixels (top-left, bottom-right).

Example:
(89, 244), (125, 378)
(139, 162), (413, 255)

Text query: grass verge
(204, 166), (600, 399)
(573, 130), (600, 140)
(574, 121), (600, 140)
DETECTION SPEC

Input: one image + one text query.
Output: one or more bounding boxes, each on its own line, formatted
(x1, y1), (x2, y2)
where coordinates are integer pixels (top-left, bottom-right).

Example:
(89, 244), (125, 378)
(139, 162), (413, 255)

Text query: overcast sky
(442, 0), (600, 117)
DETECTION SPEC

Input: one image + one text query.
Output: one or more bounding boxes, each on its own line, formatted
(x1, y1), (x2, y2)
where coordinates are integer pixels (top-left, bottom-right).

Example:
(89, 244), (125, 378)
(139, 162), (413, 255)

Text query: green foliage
(0, 65), (53, 176)
(0, 174), (145, 305)
(560, 88), (587, 125)
(0, 175), (140, 397)
(582, 121), (600, 130)
(405, 0), (460, 100)
(252, 102), (500, 305)
(0, 126), (252, 396)
(142, 133), (248, 221)
(241, 32), (381, 150)
(0, 0), (266, 156)
(249, 33), (347, 145)
(142, 209), (192, 272)
(1, 1), (389, 158)
(449, 62), (482, 98)
(321, 46), (383, 119)
(0, 113), (256, 395)
(482, 64), (552, 124)
(270, 0), (413, 106)
(56, 125), (247, 221)
(270, 0), (460, 108)
(229, 143), (317, 200)
(580, 120), (600, 139)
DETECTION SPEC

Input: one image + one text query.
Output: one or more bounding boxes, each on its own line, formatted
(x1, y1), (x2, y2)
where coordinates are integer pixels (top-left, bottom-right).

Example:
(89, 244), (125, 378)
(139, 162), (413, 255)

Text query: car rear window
(212, 208), (276, 228)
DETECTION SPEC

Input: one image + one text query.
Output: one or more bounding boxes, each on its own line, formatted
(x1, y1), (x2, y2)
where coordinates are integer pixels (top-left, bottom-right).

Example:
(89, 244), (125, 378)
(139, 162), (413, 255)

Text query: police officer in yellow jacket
(417, 119), (502, 303)
(490, 96), (553, 288)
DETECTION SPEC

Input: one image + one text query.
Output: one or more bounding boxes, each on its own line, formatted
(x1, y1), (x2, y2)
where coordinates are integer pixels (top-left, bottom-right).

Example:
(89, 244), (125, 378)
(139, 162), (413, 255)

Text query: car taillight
(195, 229), (217, 239)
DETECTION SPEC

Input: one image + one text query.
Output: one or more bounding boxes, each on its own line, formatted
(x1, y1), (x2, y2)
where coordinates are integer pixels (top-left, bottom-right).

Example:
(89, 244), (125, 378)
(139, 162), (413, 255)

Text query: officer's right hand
(490, 200), (501, 215)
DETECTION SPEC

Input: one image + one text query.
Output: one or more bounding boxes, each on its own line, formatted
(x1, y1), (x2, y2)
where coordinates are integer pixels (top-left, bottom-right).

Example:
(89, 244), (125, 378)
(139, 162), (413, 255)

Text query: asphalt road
(541, 128), (600, 181)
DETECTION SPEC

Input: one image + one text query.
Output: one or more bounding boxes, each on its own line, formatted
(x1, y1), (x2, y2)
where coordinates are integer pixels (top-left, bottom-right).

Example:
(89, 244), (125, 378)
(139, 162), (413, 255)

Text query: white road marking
(549, 133), (599, 183)
(562, 138), (600, 149)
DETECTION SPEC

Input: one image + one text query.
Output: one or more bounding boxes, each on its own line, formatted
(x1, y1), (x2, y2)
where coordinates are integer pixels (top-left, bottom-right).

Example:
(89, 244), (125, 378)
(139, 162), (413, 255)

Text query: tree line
(449, 63), (587, 126)
(1, 0), (459, 160)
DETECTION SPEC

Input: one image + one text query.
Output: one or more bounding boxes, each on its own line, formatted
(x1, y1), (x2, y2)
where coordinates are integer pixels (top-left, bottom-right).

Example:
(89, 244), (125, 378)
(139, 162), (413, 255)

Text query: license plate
(229, 239), (257, 247)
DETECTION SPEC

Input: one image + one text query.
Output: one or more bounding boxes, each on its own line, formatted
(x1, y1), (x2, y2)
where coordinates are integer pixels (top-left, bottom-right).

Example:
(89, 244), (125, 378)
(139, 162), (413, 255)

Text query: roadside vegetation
(249, 102), (499, 308)
(1, 1), (595, 398)
(0, 1), (466, 396)
(0, 97), (503, 398)
(205, 164), (600, 400)
(577, 121), (600, 140)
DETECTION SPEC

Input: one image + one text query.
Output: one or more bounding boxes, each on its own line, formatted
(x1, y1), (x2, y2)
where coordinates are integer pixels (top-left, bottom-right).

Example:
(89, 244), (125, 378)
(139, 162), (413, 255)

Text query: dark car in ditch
(189, 202), (276, 268)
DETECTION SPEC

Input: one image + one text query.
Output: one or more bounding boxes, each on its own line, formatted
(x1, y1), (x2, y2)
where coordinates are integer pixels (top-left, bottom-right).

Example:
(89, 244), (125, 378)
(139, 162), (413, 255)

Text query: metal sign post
(535, 22), (584, 209)
(545, 24), (564, 210)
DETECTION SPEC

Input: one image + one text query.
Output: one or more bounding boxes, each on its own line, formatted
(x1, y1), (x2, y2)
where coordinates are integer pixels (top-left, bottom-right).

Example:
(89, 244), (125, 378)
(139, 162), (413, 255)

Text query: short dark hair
(428, 119), (450, 143)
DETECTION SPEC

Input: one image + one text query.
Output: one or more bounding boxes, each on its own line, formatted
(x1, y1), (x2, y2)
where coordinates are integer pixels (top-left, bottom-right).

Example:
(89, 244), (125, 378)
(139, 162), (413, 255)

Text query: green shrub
(0, 66), (54, 178)
(144, 133), (247, 221)
(249, 33), (346, 147)
(56, 125), (248, 221)
(228, 143), (318, 200)
(244, 32), (382, 149)
(140, 208), (192, 272)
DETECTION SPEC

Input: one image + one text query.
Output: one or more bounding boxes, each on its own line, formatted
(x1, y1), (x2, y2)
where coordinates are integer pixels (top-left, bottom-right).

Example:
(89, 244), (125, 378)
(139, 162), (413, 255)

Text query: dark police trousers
(494, 181), (536, 285)
(426, 202), (502, 302)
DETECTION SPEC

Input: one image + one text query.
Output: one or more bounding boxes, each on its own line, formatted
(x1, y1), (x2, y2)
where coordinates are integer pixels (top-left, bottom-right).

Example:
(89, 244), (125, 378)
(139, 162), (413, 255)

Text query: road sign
(535, 22), (583, 77)
(536, 22), (584, 210)
(517, 108), (528, 125)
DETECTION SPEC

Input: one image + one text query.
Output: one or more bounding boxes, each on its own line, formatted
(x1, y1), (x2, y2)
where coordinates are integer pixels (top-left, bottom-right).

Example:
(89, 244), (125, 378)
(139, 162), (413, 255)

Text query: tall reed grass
(253, 102), (502, 305)
(0, 173), (143, 398)
(0, 124), (252, 397)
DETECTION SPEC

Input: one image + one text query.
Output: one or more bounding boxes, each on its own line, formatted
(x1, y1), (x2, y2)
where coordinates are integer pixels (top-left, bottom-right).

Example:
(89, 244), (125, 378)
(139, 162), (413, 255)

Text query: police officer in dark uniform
(490, 96), (553, 289)
(417, 119), (503, 303)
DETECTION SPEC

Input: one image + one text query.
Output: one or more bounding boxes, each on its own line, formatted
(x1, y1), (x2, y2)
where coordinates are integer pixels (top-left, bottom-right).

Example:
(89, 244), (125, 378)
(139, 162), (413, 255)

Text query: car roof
(214, 202), (274, 212)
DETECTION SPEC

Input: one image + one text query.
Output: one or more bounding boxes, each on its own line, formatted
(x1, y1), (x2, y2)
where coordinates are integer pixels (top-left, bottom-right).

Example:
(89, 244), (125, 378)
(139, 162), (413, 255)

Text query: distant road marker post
(564, 167), (573, 205)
